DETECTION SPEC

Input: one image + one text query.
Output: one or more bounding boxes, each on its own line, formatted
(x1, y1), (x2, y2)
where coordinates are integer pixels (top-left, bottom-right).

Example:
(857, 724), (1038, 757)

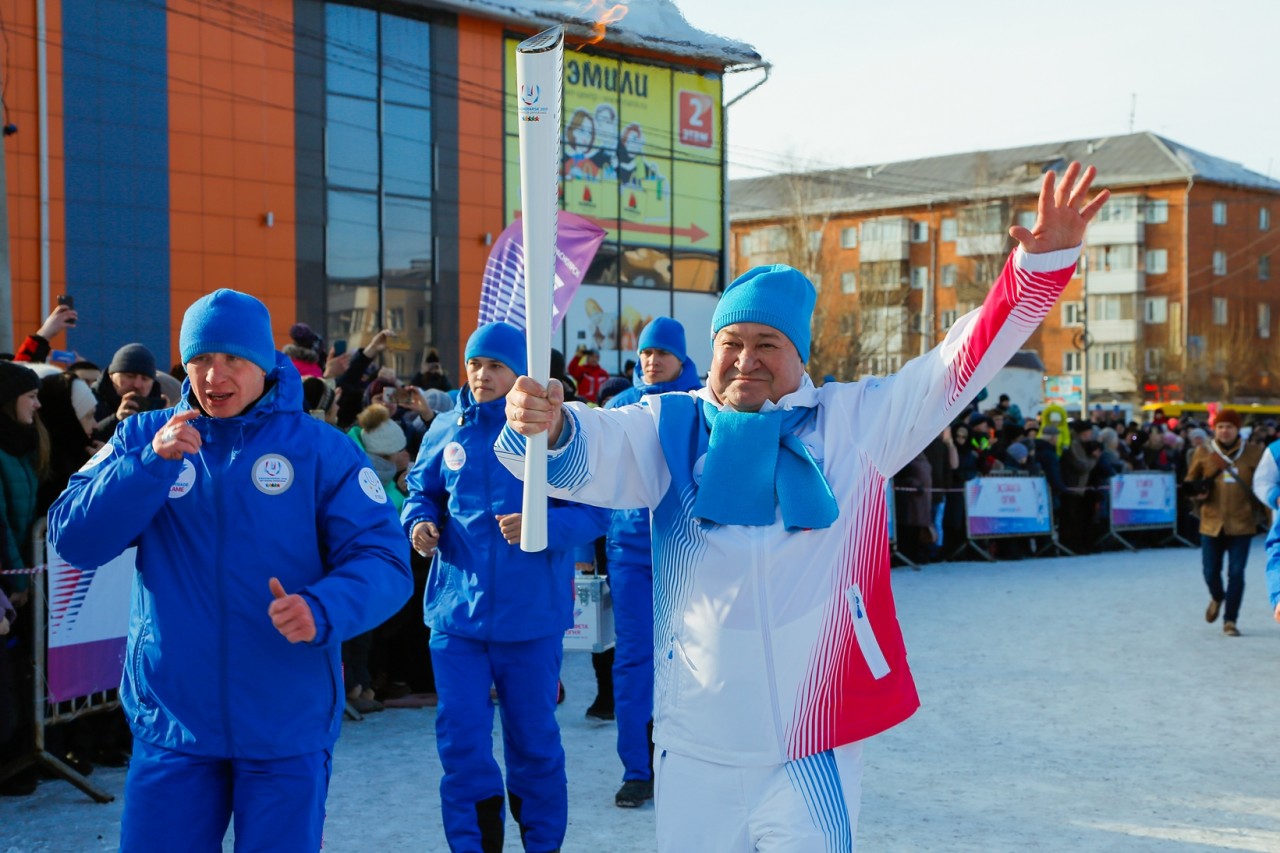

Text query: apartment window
(1213, 250), (1227, 276)
(910, 267), (929, 289)
(910, 221), (929, 243)
(841, 271), (857, 294)
(1145, 249), (1167, 275)
(1213, 201), (1227, 225)
(1145, 199), (1168, 224)
(1096, 346), (1132, 372)
(911, 313), (927, 333)
(1144, 296), (1168, 324)
(808, 230), (823, 253)
(941, 264), (957, 287)
(1063, 351), (1082, 373)
(1262, 208), (1272, 231)
(1089, 294), (1136, 321)
(1260, 303), (1272, 339)
(840, 226), (858, 249)
(1213, 297), (1228, 325)
(1097, 195), (1140, 223)
(1016, 211), (1037, 230)
(1146, 295), (1167, 322)
(1260, 255), (1271, 281)
(1087, 244), (1137, 272)
(1062, 301), (1085, 326)
(1144, 348), (1164, 373)
(940, 218), (957, 242)
(940, 309), (958, 328)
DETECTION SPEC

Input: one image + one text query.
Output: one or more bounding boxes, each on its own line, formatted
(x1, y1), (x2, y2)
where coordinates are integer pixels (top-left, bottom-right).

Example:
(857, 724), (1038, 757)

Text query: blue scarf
(691, 400), (839, 531)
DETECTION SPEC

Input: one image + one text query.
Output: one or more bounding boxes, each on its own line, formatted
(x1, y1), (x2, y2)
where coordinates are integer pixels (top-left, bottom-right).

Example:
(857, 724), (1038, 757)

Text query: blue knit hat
(465, 322), (527, 375)
(637, 317), (687, 362)
(711, 265), (816, 362)
(179, 289), (276, 374)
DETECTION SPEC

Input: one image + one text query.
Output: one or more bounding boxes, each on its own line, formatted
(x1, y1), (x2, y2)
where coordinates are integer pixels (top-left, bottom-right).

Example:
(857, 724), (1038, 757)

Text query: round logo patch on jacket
(358, 467), (387, 504)
(444, 442), (467, 471)
(169, 459), (197, 499)
(81, 443), (113, 471)
(251, 454), (294, 495)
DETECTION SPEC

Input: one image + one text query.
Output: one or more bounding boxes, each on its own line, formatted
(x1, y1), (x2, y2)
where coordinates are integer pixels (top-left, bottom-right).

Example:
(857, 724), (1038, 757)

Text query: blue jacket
(604, 358), (702, 565)
(401, 386), (610, 641)
(48, 353), (413, 760)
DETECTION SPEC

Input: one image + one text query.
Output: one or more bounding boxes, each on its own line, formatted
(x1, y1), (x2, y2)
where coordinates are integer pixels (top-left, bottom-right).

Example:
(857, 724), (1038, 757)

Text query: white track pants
(654, 742), (864, 852)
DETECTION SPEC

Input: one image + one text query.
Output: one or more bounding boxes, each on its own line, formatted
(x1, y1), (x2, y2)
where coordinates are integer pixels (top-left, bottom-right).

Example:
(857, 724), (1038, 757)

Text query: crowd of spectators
(1, 302), (1276, 801)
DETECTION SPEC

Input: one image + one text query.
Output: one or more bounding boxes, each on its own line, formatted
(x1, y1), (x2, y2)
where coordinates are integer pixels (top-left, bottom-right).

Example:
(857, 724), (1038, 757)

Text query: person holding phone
(91, 343), (167, 442)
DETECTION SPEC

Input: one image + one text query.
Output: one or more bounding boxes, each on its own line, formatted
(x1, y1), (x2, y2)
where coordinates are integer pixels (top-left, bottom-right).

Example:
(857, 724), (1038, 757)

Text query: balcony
(1089, 319), (1141, 344)
(956, 233), (1008, 257)
(1089, 370), (1138, 395)
(1087, 219), (1144, 245)
(1087, 269), (1145, 294)
(859, 239), (909, 263)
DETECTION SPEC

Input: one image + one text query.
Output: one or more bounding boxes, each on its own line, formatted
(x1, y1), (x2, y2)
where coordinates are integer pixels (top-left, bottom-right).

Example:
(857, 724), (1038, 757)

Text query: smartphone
(57, 294), (76, 326)
(132, 397), (158, 413)
(395, 388), (417, 405)
(382, 387), (396, 403)
(332, 339), (348, 356)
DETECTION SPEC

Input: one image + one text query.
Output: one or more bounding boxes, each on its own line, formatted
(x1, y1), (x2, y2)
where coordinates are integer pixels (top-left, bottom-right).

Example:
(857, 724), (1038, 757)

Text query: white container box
(564, 574), (615, 653)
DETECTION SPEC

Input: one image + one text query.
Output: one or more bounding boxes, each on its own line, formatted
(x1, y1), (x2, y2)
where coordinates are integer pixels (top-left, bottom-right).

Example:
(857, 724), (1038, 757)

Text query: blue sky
(673, 0), (1278, 181)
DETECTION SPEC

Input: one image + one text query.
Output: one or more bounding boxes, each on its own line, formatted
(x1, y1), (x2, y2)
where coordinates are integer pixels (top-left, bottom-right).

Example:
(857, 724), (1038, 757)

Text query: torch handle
(520, 434), (548, 552)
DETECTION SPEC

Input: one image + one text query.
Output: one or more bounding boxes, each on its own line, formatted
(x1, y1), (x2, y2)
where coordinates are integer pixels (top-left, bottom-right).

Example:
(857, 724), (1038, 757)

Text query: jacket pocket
(845, 584), (890, 680)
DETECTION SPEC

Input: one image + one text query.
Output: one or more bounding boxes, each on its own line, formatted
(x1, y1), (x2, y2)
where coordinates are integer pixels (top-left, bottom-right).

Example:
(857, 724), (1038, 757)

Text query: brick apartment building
(729, 132), (1280, 411)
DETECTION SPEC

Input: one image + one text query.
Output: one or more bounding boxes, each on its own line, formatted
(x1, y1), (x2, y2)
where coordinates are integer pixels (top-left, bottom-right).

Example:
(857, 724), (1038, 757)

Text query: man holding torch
(499, 163), (1108, 849)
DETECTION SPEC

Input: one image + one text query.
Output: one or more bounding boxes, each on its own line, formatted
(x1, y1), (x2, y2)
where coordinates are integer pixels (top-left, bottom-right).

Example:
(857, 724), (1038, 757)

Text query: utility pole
(0, 85), (12, 352)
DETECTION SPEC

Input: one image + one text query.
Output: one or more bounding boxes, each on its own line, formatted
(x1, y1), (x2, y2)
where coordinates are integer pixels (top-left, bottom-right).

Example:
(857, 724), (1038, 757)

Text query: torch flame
(581, 0), (628, 46)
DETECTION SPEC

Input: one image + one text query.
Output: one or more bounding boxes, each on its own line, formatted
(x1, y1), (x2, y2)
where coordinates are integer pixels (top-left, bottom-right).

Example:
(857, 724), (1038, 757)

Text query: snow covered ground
(5, 542), (1280, 852)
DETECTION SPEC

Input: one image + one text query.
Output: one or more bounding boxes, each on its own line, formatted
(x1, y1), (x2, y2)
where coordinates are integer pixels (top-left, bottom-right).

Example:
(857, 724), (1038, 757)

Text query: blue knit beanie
(465, 322), (527, 375)
(711, 265), (816, 362)
(179, 289), (276, 374)
(637, 317), (687, 362)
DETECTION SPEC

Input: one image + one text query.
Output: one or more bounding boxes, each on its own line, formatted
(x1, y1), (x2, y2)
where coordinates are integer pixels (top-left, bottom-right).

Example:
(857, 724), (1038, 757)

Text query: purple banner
(46, 545), (134, 702)
(478, 211), (607, 333)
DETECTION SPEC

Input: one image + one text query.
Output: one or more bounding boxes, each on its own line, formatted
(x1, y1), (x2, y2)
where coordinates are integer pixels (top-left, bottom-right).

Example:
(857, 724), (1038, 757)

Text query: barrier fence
(0, 520), (123, 803)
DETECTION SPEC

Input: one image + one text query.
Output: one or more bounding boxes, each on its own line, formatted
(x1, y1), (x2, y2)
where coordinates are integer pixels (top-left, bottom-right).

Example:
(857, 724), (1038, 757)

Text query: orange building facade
(730, 134), (1280, 411)
(2, 0), (756, 376)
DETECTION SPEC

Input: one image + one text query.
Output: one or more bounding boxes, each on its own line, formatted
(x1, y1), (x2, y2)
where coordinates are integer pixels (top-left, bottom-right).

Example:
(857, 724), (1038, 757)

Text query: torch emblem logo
(520, 84), (541, 106)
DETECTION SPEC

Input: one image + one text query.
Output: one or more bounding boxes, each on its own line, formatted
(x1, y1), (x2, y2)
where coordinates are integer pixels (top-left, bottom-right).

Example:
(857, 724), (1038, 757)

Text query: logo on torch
(521, 84), (541, 106)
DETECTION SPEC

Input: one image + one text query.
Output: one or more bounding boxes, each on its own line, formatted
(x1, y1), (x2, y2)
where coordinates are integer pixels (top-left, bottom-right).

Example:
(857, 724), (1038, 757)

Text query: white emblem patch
(358, 467), (387, 504)
(251, 454), (294, 495)
(81, 444), (114, 471)
(169, 459), (197, 499)
(443, 442), (467, 471)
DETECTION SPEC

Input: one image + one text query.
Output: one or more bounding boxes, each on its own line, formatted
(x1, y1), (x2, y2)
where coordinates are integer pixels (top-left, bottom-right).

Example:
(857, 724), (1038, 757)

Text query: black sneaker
(615, 778), (654, 808)
(585, 701), (614, 722)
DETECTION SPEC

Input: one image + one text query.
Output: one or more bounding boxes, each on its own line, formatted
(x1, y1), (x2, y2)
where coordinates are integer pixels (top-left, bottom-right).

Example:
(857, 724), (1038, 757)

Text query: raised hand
(268, 577), (317, 643)
(151, 410), (202, 460)
(1008, 162), (1110, 255)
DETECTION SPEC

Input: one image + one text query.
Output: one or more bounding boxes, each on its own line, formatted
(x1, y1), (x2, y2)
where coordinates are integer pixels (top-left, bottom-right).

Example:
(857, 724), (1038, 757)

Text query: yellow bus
(1140, 402), (1280, 422)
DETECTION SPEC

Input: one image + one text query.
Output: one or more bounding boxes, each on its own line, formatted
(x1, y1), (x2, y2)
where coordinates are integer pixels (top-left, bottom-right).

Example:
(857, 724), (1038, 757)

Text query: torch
(515, 26), (563, 552)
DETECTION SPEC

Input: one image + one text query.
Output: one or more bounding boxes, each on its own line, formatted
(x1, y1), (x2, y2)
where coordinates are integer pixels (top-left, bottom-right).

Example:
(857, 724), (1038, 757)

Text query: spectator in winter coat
(602, 317), (702, 808)
(568, 347), (610, 403)
(50, 290), (413, 850)
(502, 163), (1108, 851)
(1186, 409), (1264, 637)
(401, 322), (610, 853)
(91, 343), (166, 442)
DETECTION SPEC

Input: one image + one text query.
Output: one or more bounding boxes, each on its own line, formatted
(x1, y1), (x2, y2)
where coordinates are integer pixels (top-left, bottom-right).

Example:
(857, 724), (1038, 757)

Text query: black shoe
(585, 700), (614, 722)
(615, 778), (654, 808)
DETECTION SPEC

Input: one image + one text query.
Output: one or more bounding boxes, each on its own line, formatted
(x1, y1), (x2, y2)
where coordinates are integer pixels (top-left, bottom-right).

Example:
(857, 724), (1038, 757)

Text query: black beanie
(0, 361), (41, 405)
(108, 343), (158, 379)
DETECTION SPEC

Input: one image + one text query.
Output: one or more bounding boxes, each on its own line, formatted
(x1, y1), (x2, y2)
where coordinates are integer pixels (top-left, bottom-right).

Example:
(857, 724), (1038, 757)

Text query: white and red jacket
(497, 246), (1079, 766)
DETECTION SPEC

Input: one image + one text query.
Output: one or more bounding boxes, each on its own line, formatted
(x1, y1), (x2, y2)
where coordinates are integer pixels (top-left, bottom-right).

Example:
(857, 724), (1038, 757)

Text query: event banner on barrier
(1111, 472), (1177, 528)
(46, 543), (133, 702)
(965, 477), (1053, 537)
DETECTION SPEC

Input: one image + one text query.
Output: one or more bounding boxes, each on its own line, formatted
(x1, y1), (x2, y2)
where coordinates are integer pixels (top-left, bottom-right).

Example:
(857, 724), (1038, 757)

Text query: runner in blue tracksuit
(401, 322), (609, 853)
(603, 318), (702, 809)
(49, 290), (413, 852)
